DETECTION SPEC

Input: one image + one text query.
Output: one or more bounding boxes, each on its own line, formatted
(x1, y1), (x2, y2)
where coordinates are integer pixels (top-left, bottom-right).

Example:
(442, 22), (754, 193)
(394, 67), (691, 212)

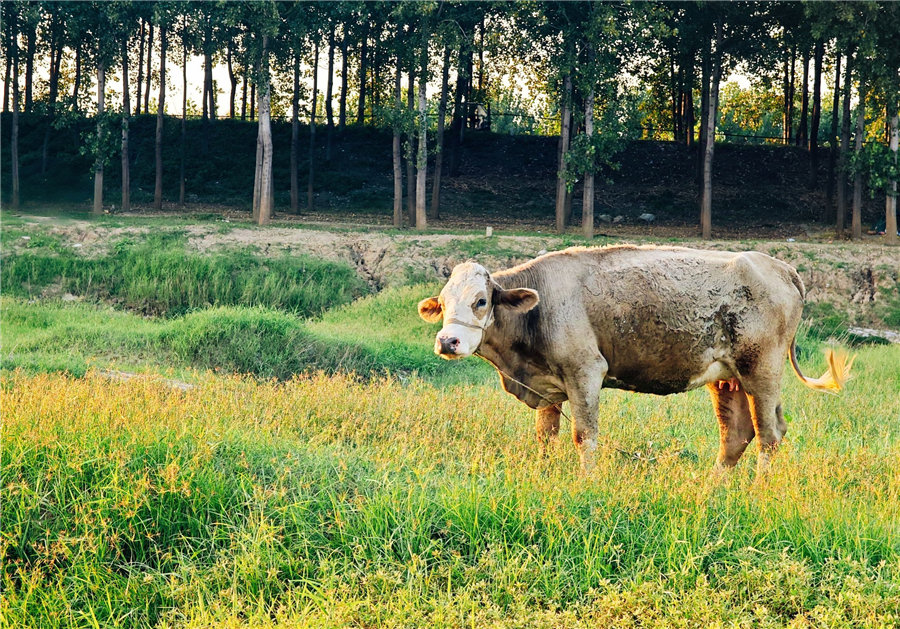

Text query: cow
(417, 245), (853, 475)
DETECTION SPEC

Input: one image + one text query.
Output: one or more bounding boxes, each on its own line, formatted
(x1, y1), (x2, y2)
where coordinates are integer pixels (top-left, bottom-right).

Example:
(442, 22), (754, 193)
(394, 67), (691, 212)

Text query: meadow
(2, 212), (899, 628)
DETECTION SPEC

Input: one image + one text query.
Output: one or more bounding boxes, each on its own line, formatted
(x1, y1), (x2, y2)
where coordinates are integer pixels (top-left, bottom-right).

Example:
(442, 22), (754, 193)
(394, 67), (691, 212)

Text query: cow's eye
(476, 298), (487, 308)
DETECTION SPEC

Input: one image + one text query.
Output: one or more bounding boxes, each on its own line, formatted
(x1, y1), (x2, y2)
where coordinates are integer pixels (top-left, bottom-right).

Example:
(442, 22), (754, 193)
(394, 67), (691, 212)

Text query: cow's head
(418, 262), (540, 359)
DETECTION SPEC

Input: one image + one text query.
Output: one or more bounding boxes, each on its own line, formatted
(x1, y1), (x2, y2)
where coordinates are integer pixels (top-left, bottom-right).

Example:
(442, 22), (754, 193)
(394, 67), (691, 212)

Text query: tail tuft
(790, 342), (855, 394)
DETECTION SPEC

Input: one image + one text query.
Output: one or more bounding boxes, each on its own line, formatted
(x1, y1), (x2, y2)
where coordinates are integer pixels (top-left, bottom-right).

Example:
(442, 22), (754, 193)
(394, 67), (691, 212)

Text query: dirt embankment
(9, 216), (898, 331)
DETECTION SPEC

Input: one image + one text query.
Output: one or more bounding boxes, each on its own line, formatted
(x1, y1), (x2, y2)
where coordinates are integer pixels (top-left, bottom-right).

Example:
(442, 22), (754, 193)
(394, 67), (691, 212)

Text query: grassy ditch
(1, 233), (367, 317)
(1, 286), (492, 384)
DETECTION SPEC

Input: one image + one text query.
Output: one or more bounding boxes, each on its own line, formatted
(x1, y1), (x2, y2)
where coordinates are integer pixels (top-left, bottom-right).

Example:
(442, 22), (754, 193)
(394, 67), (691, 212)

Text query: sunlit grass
(2, 342), (898, 627)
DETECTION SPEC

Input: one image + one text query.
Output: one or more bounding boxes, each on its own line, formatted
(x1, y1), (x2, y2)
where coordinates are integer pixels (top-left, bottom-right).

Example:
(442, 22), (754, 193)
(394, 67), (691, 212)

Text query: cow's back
(494, 246), (804, 395)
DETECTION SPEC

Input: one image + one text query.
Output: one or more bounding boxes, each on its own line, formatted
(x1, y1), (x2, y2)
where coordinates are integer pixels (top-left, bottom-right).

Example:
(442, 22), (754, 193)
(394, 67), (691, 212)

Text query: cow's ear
(417, 297), (443, 323)
(497, 288), (540, 313)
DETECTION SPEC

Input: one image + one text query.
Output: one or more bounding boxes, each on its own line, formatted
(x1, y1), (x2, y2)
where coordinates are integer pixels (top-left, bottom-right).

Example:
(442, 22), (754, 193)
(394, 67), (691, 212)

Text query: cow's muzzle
(435, 334), (461, 356)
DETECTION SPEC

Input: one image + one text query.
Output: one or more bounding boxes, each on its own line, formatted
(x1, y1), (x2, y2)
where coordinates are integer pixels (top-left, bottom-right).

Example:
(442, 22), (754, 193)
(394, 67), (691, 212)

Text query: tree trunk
(250, 81), (255, 120)
(809, 40), (823, 188)
(393, 50), (403, 228)
(796, 48), (809, 147)
(93, 60), (105, 215)
(253, 35), (274, 226)
(154, 25), (167, 210)
(415, 47), (428, 231)
(697, 37), (710, 185)
(307, 44), (319, 212)
(3, 53), (10, 113)
(357, 20), (368, 124)
(202, 55), (209, 120)
(23, 23), (34, 112)
(180, 29), (187, 208)
(886, 101), (898, 245)
(478, 14), (485, 92)
(144, 24), (153, 114)
(406, 63), (416, 225)
(241, 70), (248, 120)
(555, 74), (572, 234)
(685, 59), (695, 147)
(670, 54), (679, 141)
(339, 33), (348, 131)
(10, 26), (19, 209)
(326, 25), (335, 163)
(449, 43), (468, 178)
(837, 51), (853, 235)
(291, 51), (300, 214)
(782, 50), (790, 143)
(136, 19), (145, 115)
(122, 40), (131, 212)
(851, 69), (865, 240)
(825, 53), (841, 221)
(72, 43), (81, 111)
(41, 37), (63, 175)
(786, 46), (796, 142)
(582, 85), (595, 239)
(430, 44), (451, 221)
(204, 44), (215, 121)
(700, 25), (722, 239)
(228, 43), (237, 119)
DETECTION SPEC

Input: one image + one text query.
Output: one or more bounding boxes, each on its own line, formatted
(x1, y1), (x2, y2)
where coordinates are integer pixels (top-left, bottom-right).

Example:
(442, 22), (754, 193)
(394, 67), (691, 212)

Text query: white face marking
(434, 262), (493, 359)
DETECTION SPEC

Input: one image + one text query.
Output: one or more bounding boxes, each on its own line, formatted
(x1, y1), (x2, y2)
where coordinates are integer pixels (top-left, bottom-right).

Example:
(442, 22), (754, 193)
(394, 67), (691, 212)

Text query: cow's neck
(477, 292), (562, 409)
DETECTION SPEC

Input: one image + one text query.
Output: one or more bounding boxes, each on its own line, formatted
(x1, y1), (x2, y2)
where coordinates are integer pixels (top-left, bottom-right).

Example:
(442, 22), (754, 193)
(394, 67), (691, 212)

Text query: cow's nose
(439, 336), (460, 354)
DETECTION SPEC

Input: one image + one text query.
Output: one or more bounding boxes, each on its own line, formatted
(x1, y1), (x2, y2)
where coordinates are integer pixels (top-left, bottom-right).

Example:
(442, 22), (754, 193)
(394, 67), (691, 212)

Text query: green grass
(1, 286), (492, 384)
(1, 233), (367, 317)
(3, 213), (899, 626)
(2, 341), (898, 627)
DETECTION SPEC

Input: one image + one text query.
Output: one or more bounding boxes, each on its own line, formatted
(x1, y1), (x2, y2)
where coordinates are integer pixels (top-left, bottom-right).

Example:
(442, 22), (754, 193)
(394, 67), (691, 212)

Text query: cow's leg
(706, 383), (754, 471)
(566, 363), (606, 473)
(535, 404), (561, 450)
(743, 378), (786, 476)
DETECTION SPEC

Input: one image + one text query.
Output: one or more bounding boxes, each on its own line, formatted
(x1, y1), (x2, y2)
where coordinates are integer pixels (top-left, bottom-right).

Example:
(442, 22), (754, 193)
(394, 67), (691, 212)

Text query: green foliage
(850, 140), (900, 199)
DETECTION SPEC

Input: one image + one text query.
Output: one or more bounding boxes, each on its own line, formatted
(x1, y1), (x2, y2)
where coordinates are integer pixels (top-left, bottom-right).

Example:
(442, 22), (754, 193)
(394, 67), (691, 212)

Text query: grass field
(2, 213), (899, 627)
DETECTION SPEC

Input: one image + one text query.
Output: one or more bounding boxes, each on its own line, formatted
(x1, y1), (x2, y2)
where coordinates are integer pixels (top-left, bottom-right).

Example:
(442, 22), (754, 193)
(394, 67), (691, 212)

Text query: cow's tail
(788, 338), (854, 394)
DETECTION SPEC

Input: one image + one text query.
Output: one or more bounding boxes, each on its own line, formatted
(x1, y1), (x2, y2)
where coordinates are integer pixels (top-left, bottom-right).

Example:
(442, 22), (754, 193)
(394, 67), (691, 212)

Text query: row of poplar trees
(3, 1), (898, 241)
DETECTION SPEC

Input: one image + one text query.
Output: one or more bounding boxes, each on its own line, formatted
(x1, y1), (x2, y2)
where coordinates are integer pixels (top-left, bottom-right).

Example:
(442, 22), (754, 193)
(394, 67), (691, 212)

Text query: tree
(21, 1), (39, 113)
(836, 49), (853, 235)
(9, 2), (20, 209)
(153, 7), (170, 211)
(279, 0), (310, 214)
(325, 20), (335, 162)
(825, 52), (842, 220)
(177, 7), (199, 208)
(120, 8), (134, 212)
(241, 2), (279, 225)
(699, 18), (723, 240)
(308, 42), (319, 212)
(887, 99), (898, 246)
(851, 66), (865, 240)
(808, 39), (824, 187)
(144, 20), (154, 114)
(89, 1), (119, 216)
(429, 42), (451, 220)
(135, 17), (145, 115)
(415, 26), (428, 231)
(392, 46), (403, 228)
(39, 0), (67, 176)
